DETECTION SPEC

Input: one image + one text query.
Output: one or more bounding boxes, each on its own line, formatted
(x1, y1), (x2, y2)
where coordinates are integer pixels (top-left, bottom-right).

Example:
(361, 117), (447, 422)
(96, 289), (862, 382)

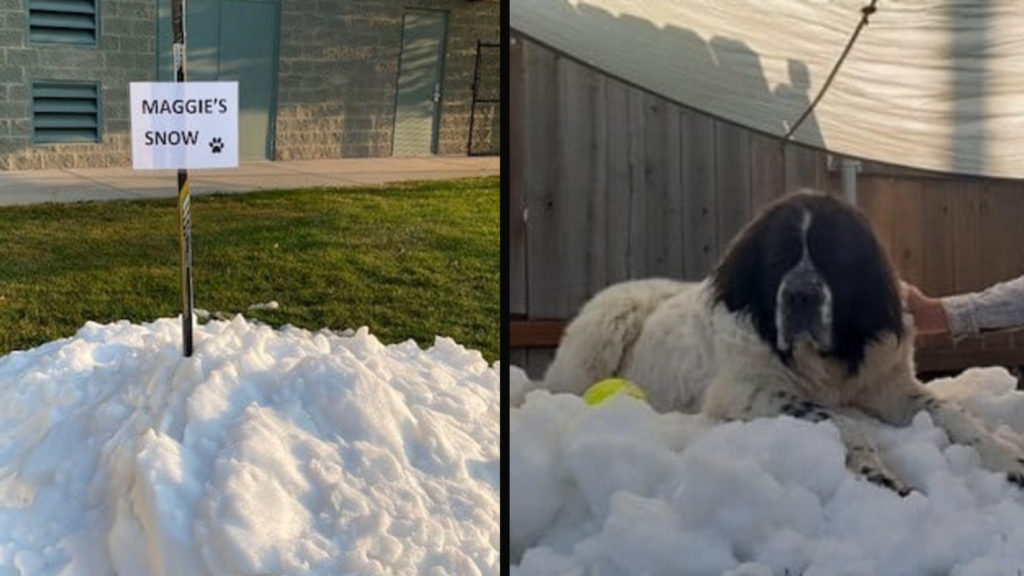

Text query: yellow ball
(583, 378), (647, 406)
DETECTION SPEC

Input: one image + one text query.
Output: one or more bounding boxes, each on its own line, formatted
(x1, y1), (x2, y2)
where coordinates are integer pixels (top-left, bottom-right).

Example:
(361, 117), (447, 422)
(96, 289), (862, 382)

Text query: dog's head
(710, 190), (903, 375)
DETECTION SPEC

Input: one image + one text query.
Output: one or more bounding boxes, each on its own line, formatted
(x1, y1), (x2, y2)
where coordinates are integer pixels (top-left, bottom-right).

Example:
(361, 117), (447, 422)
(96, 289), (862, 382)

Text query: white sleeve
(941, 274), (1024, 338)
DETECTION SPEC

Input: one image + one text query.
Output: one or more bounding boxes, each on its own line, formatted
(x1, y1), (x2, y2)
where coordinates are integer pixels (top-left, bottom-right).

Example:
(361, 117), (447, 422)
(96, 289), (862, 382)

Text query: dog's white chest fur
(619, 280), (765, 413)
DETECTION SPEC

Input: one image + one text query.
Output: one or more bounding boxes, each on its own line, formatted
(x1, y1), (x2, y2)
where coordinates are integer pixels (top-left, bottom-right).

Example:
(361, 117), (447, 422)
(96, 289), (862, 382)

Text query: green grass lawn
(0, 176), (499, 362)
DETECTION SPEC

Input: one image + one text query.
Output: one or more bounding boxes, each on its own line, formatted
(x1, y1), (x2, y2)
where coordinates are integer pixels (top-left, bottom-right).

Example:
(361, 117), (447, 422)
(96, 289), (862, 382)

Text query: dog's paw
(974, 441), (1024, 489)
(970, 440), (1024, 485)
(861, 465), (912, 496)
(1005, 457), (1024, 489)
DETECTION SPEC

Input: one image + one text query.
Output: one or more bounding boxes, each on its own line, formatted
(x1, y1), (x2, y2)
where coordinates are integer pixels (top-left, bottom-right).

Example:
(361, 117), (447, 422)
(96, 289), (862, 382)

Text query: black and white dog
(537, 189), (1024, 493)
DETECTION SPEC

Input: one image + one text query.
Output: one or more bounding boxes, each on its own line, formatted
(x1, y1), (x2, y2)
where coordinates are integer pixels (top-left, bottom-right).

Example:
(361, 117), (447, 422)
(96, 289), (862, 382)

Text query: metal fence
(468, 41), (500, 156)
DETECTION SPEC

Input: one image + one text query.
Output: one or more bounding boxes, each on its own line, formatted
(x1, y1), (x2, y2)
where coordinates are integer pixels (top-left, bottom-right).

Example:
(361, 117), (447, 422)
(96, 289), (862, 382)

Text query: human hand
(901, 281), (950, 335)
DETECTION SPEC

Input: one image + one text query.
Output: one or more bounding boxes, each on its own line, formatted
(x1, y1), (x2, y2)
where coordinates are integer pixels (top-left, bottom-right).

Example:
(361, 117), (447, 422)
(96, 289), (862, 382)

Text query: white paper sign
(130, 81), (239, 170)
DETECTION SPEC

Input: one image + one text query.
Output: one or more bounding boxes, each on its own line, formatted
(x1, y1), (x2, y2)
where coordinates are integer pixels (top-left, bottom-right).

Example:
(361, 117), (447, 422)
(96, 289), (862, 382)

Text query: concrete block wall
(274, 0), (500, 160)
(0, 0), (155, 170)
(274, 2), (401, 160)
(0, 0), (499, 169)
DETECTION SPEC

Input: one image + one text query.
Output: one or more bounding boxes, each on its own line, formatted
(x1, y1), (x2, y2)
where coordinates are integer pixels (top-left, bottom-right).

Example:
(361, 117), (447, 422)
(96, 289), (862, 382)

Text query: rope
(783, 0), (878, 141)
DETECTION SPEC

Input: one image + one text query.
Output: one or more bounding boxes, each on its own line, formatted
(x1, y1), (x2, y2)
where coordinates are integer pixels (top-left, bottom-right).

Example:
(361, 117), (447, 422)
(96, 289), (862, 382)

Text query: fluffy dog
(538, 189), (1024, 493)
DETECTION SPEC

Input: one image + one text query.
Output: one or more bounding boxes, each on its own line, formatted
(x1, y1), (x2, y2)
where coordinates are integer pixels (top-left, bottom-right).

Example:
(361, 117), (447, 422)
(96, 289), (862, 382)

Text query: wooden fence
(510, 34), (1024, 379)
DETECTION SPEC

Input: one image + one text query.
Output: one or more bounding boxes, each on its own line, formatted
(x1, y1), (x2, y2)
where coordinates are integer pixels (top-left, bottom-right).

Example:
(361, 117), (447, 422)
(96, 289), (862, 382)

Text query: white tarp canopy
(511, 0), (1024, 179)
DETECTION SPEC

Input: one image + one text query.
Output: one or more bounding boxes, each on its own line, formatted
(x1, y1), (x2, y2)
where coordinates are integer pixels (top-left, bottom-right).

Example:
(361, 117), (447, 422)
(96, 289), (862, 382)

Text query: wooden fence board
(783, 142), (824, 191)
(556, 59), (591, 315)
(749, 131), (786, 212)
(983, 182), (1024, 286)
(604, 77), (633, 285)
(920, 181), (956, 295)
(523, 43), (563, 318)
(858, 176), (896, 267)
(677, 110), (698, 279)
(951, 180), (986, 294)
(663, 101), (685, 278)
(509, 36), (527, 316)
(626, 87), (648, 278)
(890, 179), (926, 285)
(977, 184), (1000, 288)
(582, 65), (609, 295)
(1009, 183), (1024, 282)
(683, 112), (717, 277)
(715, 121), (752, 255)
(642, 94), (669, 276)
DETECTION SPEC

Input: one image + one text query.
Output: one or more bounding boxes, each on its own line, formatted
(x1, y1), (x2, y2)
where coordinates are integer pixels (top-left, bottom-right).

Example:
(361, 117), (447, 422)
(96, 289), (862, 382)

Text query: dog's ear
(711, 200), (803, 345)
(711, 222), (761, 313)
(807, 200), (904, 372)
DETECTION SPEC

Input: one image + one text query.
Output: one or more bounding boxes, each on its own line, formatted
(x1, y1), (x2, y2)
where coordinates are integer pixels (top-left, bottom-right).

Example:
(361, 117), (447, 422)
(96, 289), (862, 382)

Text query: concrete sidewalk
(0, 156), (500, 206)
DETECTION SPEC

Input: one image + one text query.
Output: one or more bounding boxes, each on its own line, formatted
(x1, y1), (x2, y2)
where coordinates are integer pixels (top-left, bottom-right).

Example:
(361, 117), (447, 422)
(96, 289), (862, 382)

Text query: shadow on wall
(538, 0), (827, 147)
(550, 0), (998, 176)
(947, 1), (990, 176)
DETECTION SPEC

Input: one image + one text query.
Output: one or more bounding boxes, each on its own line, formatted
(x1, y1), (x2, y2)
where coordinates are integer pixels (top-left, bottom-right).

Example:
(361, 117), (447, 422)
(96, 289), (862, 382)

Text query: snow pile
(0, 317), (499, 576)
(511, 366), (1024, 576)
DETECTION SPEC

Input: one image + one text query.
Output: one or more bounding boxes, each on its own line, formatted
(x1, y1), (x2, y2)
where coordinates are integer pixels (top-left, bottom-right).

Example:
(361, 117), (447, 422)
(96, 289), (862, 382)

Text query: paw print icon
(209, 137), (224, 153)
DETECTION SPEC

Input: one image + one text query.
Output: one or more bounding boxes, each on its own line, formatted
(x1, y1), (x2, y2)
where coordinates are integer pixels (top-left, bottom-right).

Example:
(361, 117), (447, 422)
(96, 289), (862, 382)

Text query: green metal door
(157, 0), (280, 161)
(393, 10), (447, 157)
(219, 1), (279, 161)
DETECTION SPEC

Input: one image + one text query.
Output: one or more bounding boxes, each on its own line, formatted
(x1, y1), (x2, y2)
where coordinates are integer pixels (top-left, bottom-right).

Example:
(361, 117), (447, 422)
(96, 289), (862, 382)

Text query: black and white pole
(172, 0), (194, 357)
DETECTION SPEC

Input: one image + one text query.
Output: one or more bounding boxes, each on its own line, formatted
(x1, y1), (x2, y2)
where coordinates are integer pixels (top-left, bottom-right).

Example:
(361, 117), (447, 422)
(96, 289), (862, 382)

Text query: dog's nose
(776, 276), (833, 353)
(786, 287), (822, 312)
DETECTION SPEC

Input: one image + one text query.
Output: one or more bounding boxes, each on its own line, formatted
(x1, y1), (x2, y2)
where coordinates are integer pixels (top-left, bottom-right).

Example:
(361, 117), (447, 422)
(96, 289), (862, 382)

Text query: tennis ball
(583, 377), (647, 406)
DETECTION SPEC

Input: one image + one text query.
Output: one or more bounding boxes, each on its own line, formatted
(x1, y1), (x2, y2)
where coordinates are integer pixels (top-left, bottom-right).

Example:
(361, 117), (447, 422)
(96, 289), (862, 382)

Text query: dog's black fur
(710, 192), (904, 376)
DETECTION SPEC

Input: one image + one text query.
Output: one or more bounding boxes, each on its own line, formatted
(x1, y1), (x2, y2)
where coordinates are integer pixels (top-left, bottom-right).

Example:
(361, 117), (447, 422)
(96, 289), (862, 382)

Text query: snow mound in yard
(0, 317), (499, 576)
(511, 365), (1024, 576)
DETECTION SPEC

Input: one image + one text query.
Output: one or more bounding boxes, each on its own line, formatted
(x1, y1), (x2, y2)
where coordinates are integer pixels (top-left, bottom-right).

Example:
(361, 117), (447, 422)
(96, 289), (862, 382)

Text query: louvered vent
(29, 0), (97, 44)
(32, 82), (100, 143)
